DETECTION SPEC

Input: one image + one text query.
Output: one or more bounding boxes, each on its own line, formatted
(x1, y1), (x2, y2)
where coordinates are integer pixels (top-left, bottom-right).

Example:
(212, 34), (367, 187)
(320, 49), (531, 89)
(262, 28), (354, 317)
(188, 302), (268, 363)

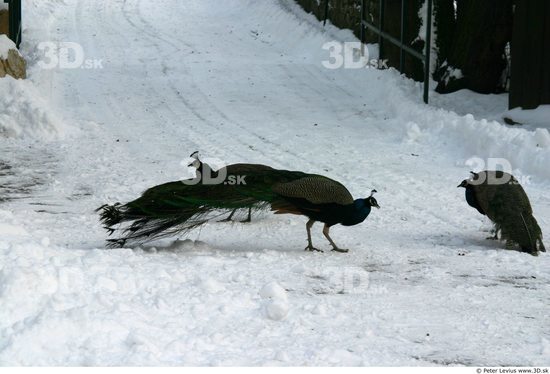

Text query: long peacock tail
(97, 169), (305, 247)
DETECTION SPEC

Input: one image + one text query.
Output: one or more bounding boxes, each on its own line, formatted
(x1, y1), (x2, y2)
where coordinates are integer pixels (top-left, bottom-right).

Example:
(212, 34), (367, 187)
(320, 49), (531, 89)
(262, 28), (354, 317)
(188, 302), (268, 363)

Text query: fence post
(423, 0), (432, 104)
(323, 0), (329, 26)
(399, 0), (406, 71)
(360, 0), (366, 55)
(378, 0), (385, 59)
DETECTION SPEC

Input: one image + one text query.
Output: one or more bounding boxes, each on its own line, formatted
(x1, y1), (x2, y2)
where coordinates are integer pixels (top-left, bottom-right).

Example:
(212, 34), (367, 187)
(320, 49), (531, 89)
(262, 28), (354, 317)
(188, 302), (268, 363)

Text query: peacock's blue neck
(342, 198), (371, 225)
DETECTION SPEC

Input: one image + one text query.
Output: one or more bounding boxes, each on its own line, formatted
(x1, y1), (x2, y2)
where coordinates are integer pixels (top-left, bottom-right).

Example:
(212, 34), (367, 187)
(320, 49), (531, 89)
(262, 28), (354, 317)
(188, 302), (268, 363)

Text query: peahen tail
(499, 212), (545, 255)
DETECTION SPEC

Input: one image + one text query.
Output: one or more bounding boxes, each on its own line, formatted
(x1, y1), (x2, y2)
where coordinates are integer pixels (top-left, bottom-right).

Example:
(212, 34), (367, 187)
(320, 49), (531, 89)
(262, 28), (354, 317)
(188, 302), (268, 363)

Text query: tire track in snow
(119, 0), (345, 172)
(116, 0), (263, 163)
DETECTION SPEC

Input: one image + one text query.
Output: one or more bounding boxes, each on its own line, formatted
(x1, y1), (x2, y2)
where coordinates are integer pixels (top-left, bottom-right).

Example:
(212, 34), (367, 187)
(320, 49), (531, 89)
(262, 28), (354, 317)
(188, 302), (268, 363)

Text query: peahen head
(458, 171), (479, 188)
(365, 189), (380, 209)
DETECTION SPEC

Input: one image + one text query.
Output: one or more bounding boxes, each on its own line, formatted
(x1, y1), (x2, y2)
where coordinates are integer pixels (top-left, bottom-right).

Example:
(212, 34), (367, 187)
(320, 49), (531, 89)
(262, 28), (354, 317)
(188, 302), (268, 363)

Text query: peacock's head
(366, 189), (380, 209)
(457, 179), (469, 188)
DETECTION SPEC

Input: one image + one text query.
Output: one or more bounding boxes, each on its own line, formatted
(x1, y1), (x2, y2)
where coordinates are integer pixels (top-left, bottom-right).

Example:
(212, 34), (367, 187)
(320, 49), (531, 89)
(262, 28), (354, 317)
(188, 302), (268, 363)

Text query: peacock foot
(486, 232), (499, 240)
(331, 247), (349, 253)
(240, 217), (252, 223)
(486, 228), (500, 240)
(304, 245), (323, 252)
(505, 240), (515, 249)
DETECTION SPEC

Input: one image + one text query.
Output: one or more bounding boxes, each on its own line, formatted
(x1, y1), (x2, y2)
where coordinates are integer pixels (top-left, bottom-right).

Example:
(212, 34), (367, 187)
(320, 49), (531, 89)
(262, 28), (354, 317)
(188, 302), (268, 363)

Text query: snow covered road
(1, 0), (549, 366)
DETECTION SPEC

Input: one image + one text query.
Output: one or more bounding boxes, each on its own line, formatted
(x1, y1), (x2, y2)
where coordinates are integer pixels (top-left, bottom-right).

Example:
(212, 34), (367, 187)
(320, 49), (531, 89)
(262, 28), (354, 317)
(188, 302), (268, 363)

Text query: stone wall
(0, 34), (26, 79)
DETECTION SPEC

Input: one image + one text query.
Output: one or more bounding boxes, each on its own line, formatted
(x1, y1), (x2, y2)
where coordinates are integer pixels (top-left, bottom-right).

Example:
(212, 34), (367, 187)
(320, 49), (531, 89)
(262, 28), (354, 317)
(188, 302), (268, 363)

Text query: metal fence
(4, 0), (21, 48)
(360, 0), (432, 103)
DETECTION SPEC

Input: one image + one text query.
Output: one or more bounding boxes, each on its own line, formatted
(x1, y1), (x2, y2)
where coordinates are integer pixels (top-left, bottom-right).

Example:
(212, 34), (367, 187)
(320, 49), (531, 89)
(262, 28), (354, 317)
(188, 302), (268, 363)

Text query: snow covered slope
(0, 0), (549, 366)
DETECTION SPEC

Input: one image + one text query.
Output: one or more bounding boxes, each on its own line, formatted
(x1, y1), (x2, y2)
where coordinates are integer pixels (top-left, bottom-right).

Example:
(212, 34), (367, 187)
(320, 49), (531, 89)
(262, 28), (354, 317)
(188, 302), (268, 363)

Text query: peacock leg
(220, 209), (237, 222)
(240, 207), (252, 223)
(304, 219), (323, 252)
(505, 239), (515, 249)
(486, 227), (500, 240)
(323, 224), (349, 253)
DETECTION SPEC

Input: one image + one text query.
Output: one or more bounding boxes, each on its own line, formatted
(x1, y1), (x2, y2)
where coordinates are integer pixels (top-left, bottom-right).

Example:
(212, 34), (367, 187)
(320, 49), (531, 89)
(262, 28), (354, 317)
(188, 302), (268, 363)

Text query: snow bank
(401, 99), (550, 182)
(357, 68), (550, 182)
(0, 77), (66, 138)
(504, 105), (550, 129)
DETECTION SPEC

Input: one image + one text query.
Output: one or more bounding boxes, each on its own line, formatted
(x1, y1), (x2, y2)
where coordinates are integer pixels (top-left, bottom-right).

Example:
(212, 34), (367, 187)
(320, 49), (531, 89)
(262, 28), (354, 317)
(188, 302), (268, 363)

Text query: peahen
(458, 170), (545, 255)
(97, 160), (380, 252)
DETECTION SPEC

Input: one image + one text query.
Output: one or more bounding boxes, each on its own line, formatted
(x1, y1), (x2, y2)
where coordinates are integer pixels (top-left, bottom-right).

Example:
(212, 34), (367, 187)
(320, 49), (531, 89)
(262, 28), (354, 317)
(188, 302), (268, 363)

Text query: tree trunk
(509, 0), (550, 109)
(435, 0), (513, 94)
(433, 0), (455, 67)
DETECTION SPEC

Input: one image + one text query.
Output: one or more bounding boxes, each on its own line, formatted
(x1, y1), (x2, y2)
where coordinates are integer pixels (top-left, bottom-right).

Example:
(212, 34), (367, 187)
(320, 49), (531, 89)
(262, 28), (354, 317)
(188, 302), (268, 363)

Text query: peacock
(458, 170), (545, 255)
(97, 159), (380, 252)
